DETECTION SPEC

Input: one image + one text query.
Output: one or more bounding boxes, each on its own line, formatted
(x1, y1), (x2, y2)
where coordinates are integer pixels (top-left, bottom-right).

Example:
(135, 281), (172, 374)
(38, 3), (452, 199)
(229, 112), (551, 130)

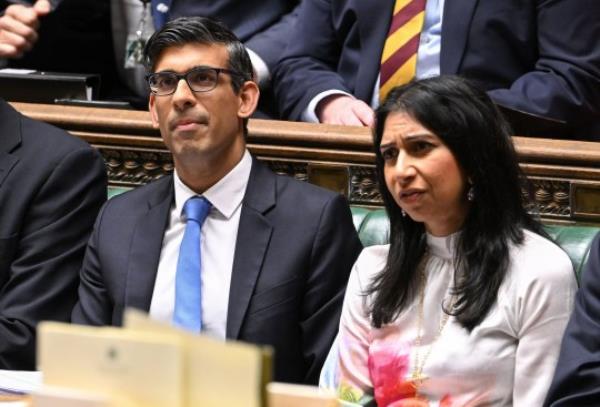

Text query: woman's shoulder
(509, 229), (575, 285)
(350, 245), (390, 288)
(355, 244), (389, 268)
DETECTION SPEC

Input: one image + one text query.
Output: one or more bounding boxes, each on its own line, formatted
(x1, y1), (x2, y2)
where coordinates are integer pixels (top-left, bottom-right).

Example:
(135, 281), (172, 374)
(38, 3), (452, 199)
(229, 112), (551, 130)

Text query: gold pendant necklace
(410, 251), (455, 391)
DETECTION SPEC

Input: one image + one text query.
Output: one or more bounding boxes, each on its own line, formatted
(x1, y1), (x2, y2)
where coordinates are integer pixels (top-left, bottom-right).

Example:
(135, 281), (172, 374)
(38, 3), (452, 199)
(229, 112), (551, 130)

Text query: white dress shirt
(149, 150), (252, 339)
(303, 0), (445, 122)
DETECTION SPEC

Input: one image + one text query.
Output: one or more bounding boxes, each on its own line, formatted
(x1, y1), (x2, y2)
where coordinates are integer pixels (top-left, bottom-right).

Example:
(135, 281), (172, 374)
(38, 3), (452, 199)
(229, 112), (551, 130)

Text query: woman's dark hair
(368, 75), (545, 331)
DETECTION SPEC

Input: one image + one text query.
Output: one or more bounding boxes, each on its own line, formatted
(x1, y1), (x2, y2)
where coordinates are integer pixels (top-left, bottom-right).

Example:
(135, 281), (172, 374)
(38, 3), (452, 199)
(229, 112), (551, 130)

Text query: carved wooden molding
(523, 178), (571, 219)
(11, 102), (600, 224)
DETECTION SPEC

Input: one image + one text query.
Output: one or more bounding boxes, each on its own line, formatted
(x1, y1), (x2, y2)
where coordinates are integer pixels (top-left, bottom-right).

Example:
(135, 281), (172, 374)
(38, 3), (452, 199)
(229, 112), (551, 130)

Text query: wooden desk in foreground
(11, 102), (600, 225)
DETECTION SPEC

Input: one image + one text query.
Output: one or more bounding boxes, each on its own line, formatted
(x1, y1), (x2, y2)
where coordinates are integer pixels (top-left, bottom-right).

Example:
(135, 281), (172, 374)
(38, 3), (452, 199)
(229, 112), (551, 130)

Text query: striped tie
(379, 0), (427, 103)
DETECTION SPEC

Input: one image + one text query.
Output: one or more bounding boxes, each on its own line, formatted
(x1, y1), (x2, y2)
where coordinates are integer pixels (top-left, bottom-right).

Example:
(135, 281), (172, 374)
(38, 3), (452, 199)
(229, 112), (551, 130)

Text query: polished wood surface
(11, 102), (600, 224)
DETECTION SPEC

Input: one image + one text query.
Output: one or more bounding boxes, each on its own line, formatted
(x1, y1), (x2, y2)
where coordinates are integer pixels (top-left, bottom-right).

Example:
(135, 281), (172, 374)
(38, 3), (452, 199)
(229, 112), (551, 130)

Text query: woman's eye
(412, 141), (432, 153)
(381, 148), (398, 160)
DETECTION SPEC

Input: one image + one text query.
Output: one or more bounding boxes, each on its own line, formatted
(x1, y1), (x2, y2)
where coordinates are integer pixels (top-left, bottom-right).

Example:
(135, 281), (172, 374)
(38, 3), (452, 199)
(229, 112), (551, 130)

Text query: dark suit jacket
(169, 0), (300, 73)
(544, 233), (600, 406)
(273, 0), (600, 139)
(72, 158), (362, 384)
(0, 99), (106, 370)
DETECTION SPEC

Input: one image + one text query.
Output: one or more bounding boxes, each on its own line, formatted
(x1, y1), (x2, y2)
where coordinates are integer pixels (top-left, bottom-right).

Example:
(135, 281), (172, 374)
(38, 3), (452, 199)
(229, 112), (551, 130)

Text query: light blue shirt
(304, 0), (445, 122)
(416, 0), (444, 80)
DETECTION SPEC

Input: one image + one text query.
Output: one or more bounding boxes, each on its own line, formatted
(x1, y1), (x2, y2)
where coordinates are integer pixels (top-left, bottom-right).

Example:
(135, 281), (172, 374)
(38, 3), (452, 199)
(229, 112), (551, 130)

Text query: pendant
(408, 372), (429, 391)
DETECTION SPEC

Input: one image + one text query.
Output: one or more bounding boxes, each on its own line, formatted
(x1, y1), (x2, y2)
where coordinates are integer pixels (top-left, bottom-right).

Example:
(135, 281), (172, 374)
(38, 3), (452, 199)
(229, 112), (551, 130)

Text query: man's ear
(237, 81), (260, 119)
(148, 94), (160, 128)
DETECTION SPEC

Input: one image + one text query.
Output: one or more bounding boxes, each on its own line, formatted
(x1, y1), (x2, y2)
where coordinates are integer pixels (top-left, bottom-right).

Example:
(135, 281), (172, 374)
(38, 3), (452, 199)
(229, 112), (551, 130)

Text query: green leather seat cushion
(351, 208), (599, 282)
(107, 187), (598, 282)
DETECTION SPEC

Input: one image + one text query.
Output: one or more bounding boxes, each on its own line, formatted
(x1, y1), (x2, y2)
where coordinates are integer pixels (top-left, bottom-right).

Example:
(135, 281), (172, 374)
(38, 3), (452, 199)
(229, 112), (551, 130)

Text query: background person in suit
(71, 16), (362, 384)
(0, 0), (300, 111)
(0, 0), (123, 100)
(544, 234), (600, 406)
(111, 0), (302, 114)
(273, 0), (600, 139)
(0, 98), (107, 370)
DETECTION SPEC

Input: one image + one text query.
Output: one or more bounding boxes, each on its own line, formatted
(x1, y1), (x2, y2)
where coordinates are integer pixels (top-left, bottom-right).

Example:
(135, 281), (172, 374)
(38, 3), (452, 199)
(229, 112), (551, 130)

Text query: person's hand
(316, 94), (374, 127)
(0, 0), (51, 58)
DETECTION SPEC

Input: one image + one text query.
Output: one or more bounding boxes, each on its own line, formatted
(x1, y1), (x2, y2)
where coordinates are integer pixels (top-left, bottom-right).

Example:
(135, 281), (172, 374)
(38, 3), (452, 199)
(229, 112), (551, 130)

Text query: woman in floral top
(334, 76), (576, 406)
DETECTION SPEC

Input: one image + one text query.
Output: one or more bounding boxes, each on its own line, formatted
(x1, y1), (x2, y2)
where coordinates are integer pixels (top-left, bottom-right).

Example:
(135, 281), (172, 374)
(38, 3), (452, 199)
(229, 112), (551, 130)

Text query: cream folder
(37, 321), (185, 407)
(124, 309), (272, 407)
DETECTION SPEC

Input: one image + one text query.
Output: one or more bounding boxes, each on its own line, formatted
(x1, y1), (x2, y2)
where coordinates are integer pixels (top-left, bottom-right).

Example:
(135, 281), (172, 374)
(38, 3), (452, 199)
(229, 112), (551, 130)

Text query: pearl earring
(467, 186), (475, 202)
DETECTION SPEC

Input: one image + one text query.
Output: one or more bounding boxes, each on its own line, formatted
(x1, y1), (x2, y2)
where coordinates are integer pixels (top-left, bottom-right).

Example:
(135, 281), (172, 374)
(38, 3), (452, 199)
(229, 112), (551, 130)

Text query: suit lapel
(124, 176), (174, 312)
(0, 100), (22, 189)
(440, 0), (479, 74)
(226, 159), (275, 339)
(355, 0), (395, 101)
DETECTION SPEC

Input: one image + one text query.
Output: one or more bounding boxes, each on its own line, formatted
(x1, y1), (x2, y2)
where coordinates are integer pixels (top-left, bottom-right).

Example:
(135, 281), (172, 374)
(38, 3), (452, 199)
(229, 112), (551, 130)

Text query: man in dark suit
(71, 16), (362, 384)
(273, 0), (600, 139)
(0, 98), (106, 370)
(544, 234), (600, 405)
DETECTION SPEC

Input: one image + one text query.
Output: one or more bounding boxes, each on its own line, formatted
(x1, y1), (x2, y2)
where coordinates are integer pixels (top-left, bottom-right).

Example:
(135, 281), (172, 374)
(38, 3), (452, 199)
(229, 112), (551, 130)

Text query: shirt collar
(426, 230), (460, 261)
(173, 149), (252, 220)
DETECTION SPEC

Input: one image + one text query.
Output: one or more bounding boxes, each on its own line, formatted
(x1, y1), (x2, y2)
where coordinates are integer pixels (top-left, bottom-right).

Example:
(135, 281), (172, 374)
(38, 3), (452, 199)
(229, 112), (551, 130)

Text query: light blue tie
(173, 196), (211, 332)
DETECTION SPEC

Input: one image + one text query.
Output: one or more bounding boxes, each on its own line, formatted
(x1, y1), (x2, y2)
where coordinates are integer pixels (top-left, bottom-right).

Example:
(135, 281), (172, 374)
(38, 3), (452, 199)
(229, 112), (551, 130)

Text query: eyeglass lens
(149, 67), (219, 95)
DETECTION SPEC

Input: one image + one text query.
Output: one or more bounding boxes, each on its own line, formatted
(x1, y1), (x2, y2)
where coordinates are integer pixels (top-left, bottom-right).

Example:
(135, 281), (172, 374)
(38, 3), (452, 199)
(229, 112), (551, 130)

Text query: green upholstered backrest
(107, 186), (131, 199)
(351, 207), (600, 282)
(544, 225), (599, 280)
(107, 187), (598, 281)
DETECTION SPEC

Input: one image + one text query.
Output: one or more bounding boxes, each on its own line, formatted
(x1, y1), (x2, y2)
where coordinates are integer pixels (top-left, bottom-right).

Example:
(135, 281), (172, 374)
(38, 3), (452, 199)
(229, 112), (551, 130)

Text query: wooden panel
(11, 102), (600, 224)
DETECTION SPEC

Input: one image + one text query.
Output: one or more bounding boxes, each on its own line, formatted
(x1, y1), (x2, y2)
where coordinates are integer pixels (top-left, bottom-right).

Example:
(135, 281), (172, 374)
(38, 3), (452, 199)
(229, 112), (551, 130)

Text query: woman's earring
(401, 209), (407, 217)
(467, 186), (475, 202)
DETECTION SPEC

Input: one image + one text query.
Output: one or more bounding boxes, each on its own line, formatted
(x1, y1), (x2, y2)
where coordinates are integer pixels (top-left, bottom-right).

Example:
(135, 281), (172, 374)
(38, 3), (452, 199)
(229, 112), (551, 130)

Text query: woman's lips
(400, 190), (424, 203)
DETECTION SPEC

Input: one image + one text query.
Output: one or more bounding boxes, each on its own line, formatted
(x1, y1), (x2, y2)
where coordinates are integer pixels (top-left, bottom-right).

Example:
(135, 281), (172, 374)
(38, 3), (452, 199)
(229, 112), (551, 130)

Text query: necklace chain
(411, 251), (455, 389)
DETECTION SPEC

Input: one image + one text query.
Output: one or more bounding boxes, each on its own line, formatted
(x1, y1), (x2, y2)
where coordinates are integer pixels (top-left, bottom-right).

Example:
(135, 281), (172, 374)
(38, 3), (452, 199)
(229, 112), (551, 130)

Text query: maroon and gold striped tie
(379, 0), (427, 103)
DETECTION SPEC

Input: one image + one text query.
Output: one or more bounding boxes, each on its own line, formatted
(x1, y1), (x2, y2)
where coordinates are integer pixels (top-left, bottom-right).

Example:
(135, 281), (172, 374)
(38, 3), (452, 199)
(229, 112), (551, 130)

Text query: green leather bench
(351, 206), (599, 282)
(107, 186), (599, 281)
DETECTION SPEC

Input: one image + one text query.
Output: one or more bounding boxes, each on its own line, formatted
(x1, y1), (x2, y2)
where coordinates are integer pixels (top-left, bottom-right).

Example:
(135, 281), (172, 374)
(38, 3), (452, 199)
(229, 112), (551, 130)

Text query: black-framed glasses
(146, 66), (242, 96)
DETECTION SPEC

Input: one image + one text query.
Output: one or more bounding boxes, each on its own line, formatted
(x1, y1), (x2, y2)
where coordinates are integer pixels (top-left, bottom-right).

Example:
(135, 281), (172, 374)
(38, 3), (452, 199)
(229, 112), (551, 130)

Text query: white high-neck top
(337, 230), (576, 406)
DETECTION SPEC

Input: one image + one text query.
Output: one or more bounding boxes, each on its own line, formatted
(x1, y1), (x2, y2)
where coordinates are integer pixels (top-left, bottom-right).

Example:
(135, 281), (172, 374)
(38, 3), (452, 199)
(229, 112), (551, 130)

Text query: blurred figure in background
(273, 0), (600, 139)
(111, 0), (301, 116)
(0, 0), (126, 100)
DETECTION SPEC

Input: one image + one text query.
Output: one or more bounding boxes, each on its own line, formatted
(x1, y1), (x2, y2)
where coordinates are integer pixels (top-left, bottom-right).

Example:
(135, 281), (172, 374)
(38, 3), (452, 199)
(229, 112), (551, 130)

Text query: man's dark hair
(368, 75), (547, 331)
(143, 16), (254, 94)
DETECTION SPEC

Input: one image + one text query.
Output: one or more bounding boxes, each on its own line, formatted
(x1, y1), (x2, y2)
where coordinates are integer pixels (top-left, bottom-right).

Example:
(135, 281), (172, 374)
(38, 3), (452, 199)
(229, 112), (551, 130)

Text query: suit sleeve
(300, 193), (363, 384)
(273, 0), (353, 120)
(0, 146), (106, 370)
(544, 233), (600, 406)
(488, 0), (600, 131)
(244, 1), (302, 73)
(71, 201), (114, 326)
